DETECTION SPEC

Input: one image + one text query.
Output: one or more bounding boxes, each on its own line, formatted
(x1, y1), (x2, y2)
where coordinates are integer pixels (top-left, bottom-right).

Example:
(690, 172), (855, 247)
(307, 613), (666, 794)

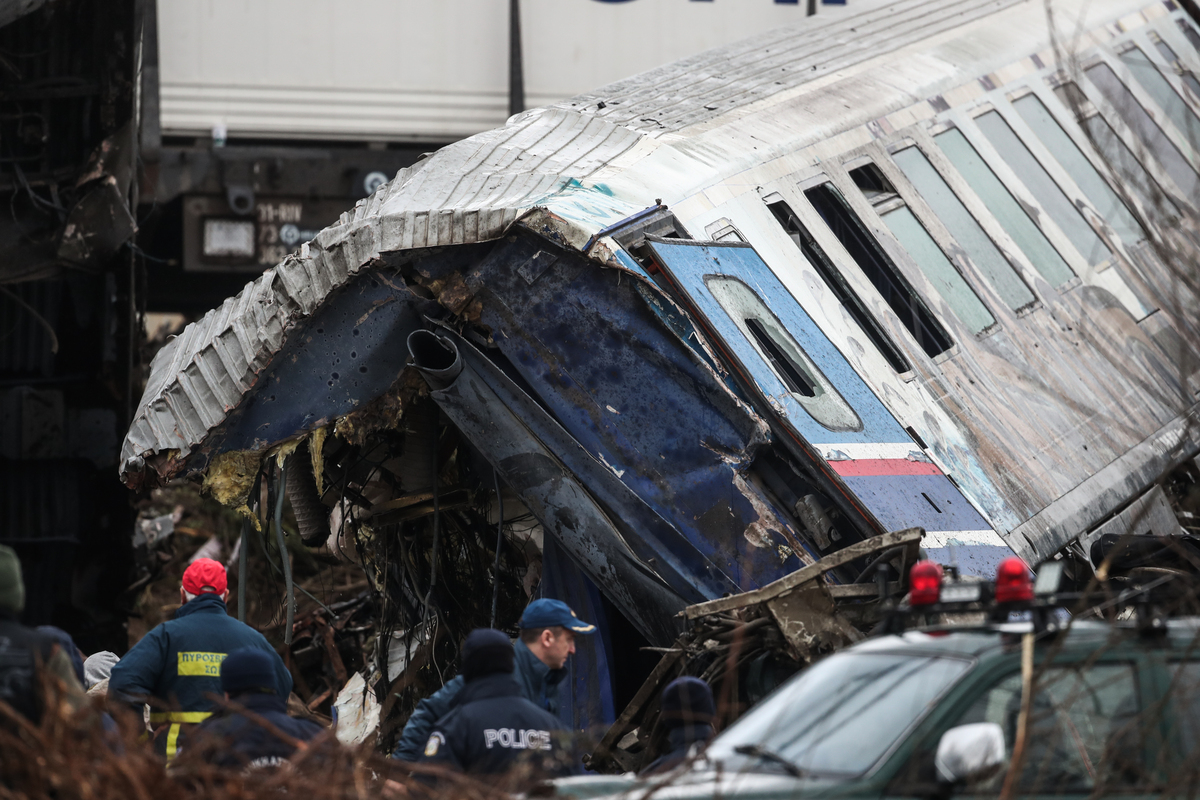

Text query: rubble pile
(0, 680), (511, 800)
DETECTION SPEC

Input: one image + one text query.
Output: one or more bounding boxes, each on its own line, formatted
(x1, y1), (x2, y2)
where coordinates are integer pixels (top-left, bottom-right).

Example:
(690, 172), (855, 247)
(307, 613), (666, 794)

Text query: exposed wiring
(0, 284), (59, 354)
(491, 467), (504, 628)
(273, 461), (295, 645)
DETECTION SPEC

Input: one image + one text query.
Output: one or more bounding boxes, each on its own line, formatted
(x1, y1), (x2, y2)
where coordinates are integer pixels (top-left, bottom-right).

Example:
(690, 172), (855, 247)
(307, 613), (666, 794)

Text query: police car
(554, 558), (1200, 799)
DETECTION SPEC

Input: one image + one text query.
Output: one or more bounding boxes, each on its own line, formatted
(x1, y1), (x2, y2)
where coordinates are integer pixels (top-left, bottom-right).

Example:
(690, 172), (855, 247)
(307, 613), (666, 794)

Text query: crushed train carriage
(120, 0), (1200, 744)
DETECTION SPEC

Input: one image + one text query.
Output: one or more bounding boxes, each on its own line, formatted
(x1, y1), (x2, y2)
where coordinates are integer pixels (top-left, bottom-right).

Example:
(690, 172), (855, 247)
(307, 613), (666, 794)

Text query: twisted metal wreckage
(121, 0), (1200, 765)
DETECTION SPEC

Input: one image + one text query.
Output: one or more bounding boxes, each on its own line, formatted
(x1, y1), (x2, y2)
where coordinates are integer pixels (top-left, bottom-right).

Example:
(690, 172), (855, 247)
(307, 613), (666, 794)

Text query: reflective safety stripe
(165, 723), (182, 760)
(149, 710), (213, 723)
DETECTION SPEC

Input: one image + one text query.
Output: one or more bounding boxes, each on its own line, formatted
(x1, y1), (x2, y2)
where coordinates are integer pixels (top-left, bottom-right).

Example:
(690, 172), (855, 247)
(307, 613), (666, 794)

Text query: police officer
(640, 676), (716, 775)
(393, 598), (594, 761)
(194, 648), (324, 770)
(108, 558), (291, 760)
(419, 628), (570, 778)
(0, 545), (86, 728)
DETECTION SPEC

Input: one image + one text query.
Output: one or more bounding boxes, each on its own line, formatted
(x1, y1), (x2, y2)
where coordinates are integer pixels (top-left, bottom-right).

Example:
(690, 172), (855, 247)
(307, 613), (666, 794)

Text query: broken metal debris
(119, 0), (1200, 757)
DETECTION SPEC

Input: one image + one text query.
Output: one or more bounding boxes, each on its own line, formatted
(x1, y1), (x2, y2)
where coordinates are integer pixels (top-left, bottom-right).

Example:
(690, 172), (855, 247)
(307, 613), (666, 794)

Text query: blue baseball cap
(519, 598), (596, 633)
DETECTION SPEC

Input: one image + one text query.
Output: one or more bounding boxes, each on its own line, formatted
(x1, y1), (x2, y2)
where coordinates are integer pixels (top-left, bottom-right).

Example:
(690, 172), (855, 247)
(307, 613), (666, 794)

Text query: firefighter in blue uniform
(393, 598), (594, 761)
(419, 628), (571, 778)
(195, 648), (324, 769)
(108, 558), (292, 760)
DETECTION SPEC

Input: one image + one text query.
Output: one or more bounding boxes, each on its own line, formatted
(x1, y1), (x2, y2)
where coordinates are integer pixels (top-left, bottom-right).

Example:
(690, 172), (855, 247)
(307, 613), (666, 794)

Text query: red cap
(182, 558), (228, 596)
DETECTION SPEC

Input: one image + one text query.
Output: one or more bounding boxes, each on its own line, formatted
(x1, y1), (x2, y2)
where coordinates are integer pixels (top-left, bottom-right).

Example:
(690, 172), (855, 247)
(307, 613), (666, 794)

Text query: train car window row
(1117, 45), (1200, 156)
(1013, 92), (1148, 247)
(758, 9), (1199, 377)
(879, 203), (997, 336)
(1152, 35), (1200, 99)
(1052, 82), (1179, 220)
(1084, 61), (1200, 201)
(802, 183), (955, 359)
(932, 127), (1077, 287)
(973, 109), (1114, 268)
(766, 199), (912, 374)
(891, 145), (1037, 312)
(837, 162), (999, 336)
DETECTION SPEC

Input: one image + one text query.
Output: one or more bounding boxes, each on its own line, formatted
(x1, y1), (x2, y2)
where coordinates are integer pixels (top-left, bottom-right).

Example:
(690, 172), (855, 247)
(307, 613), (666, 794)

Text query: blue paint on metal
(838, 474), (991, 533)
(923, 545), (1015, 578)
(646, 239), (1001, 545)
(210, 272), (422, 454)
(471, 233), (815, 592)
(646, 240), (909, 447)
(431, 327), (741, 607)
(539, 533), (616, 733)
(611, 246), (653, 280)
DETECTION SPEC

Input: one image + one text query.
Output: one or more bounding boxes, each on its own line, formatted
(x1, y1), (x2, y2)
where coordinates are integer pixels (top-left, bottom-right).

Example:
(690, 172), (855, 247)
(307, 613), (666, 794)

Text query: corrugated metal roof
(574, 0), (1020, 135)
(120, 0), (1081, 483)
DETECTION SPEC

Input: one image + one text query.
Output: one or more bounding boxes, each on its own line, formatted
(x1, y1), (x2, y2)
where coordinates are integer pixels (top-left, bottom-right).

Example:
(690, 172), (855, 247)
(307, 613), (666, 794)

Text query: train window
(1084, 62), (1200, 201)
(1179, 18), (1200, 53)
(1053, 82), (1178, 218)
(848, 163), (900, 206)
(706, 275), (863, 432)
(705, 220), (745, 242)
(975, 110), (1112, 267)
(1118, 46), (1200, 152)
(767, 200), (911, 372)
(934, 128), (1076, 287)
(1013, 93), (1147, 245)
(891, 146), (1036, 311)
(879, 205), (997, 334)
(1152, 38), (1200, 98)
(804, 183), (954, 358)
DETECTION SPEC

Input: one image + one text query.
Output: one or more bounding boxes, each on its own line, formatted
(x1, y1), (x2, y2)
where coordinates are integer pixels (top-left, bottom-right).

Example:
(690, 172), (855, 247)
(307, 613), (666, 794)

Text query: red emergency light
(909, 560), (944, 606)
(994, 556), (1034, 603)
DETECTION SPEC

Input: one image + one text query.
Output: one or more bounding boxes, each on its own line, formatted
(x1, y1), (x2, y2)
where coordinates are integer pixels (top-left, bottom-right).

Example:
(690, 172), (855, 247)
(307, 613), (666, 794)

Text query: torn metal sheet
(465, 231), (816, 590)
(408, 327), (688, 646)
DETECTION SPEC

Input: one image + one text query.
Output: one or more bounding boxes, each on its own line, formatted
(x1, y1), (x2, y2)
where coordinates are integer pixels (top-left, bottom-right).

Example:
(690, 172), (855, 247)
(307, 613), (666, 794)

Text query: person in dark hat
(393, 598), (595, 762)
(419, 629), (570, 778)
(193, 648), (324, 770)
(0, 545), (86, 728)
(640, 677), (716, 775)
(108, 558), (292, 760)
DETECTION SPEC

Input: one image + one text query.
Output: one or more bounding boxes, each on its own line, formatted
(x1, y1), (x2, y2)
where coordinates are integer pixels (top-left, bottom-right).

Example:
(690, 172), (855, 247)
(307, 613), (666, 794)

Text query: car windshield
(706, 651), (972, 778)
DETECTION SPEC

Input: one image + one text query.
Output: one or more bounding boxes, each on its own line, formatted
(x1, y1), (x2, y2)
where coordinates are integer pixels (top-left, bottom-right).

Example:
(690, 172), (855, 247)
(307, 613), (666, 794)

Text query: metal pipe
(273, 461), (294, 644)
(421, 429), (440, 624)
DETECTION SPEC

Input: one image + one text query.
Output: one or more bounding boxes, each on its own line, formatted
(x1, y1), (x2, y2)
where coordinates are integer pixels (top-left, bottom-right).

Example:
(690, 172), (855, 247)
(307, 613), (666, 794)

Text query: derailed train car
(122, 0), (1200, 736)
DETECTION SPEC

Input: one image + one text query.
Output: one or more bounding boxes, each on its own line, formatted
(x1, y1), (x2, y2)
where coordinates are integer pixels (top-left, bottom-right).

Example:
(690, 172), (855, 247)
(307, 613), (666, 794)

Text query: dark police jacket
(0, 613), (82, 725)
(393, 638), (565, 761)
(419, 672), (569, 777)
(108, 593), (292, 725)
(194, 692), (324, 769)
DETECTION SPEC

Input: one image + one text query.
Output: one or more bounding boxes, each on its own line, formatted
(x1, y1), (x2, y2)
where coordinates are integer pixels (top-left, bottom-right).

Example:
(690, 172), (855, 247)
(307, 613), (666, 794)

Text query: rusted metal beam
(682, 527), (923, 619)
(586, 637), (688, 771)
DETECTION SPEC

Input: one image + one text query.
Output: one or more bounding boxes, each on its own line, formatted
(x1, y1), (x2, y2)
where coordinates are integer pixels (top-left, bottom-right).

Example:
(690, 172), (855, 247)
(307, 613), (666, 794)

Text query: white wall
(156, 0), (854, 142)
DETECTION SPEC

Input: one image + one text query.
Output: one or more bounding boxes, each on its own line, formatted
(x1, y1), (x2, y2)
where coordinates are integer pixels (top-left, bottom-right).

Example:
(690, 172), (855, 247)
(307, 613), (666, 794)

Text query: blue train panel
(644, 239), (1014, 575)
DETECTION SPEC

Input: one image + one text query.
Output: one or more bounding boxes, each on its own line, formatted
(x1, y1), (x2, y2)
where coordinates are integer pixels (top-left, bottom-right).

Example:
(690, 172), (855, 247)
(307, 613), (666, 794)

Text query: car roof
(840, 618), (1200, 661)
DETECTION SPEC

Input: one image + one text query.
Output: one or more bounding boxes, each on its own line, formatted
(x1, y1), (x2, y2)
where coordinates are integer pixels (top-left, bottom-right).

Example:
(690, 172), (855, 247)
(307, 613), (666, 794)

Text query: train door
(642, 237), (1013, 576)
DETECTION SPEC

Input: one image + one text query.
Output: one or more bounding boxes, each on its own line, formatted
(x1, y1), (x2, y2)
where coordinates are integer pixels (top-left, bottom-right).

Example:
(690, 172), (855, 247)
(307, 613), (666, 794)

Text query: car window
(706, 652), (970, 778)
(1165, 661), (1200, 769)
(952, 663), (1147, 794)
